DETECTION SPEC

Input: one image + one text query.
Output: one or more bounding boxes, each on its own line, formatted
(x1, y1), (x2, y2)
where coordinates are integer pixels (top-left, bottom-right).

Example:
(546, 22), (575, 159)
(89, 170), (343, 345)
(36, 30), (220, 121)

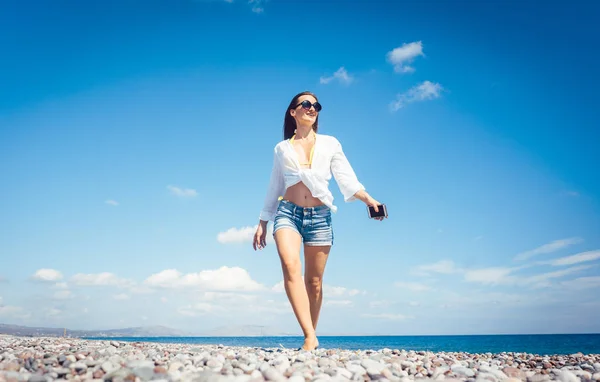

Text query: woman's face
(290, 94), (320, 127)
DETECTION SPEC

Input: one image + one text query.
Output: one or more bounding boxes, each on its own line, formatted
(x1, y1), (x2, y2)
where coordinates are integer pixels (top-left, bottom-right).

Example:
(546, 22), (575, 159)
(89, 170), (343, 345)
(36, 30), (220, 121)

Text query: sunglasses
(294, 100), (322, 112)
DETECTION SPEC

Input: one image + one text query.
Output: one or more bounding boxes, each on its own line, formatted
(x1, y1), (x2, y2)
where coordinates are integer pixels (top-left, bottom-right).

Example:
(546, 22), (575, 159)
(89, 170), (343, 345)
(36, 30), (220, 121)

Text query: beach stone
(452, 366), (475, 377)
(362, 359), (385, 373)
(503, 367), (526, 379)
(347, 364), (367, 375)
(592, 372), (600, 381)
(27, 375), (47, 382)
(475, 372), (499, 382)
(594, 363), (600, 372)
(557, 369), (579, 382)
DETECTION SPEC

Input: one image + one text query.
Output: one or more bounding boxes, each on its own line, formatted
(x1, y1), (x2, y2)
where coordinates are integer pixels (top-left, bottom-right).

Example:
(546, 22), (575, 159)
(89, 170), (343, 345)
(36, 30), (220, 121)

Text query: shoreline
(0, 335), (598, 381)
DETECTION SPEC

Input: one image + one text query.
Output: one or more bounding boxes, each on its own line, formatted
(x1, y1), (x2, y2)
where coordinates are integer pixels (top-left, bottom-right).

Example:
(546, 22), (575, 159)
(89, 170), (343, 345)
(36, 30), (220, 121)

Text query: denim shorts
(273, 199), (334, 246)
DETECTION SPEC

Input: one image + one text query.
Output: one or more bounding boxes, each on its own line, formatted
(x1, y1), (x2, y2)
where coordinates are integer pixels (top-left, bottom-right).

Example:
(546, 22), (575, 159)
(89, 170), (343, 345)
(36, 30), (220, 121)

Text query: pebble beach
(1, 335), (599, 382)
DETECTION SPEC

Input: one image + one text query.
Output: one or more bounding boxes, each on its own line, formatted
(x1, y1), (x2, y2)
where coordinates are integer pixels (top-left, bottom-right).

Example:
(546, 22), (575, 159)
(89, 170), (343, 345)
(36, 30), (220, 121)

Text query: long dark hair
(283, 91), (319, 140)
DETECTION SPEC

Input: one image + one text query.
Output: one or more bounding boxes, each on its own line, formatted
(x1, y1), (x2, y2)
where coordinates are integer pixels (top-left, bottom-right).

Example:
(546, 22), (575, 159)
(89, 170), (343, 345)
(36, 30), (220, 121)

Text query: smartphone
(367, 204), (388, 219)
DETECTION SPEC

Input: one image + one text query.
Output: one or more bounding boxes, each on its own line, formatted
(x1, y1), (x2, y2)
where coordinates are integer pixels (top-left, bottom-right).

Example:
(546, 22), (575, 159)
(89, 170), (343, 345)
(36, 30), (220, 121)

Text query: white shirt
(259, 133), (365, 222)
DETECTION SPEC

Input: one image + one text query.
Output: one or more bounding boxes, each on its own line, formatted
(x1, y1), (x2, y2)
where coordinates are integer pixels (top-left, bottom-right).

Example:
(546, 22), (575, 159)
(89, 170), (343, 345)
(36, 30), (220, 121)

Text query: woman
(252, 91), (385, 351)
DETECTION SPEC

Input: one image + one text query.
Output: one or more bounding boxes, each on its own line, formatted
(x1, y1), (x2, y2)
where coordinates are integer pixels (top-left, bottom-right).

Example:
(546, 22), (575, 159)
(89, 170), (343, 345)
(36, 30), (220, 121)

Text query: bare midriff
(282, 182), (324, 207)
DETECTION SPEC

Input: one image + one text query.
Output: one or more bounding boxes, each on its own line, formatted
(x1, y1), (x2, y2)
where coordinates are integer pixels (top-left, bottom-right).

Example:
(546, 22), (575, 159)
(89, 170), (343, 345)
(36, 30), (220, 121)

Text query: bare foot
(301, 335), (319, 351)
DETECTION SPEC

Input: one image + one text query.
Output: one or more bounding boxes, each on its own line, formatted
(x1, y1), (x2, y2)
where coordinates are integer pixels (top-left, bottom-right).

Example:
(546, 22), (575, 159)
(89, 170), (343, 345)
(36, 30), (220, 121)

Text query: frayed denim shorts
(273, 199), (334, 246)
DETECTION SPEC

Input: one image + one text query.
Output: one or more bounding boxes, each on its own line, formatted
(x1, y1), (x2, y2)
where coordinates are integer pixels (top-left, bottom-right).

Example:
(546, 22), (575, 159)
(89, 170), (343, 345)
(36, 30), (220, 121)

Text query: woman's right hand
(253, 221), (268, 251)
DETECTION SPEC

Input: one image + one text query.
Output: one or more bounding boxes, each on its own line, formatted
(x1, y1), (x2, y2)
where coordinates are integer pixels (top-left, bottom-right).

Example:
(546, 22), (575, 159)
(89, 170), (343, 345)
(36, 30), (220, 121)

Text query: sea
(83, 334), (600, 355)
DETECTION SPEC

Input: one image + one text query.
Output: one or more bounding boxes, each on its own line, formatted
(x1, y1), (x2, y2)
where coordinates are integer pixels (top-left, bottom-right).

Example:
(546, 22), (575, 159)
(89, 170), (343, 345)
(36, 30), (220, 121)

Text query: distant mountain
(0, 323), (192, 338)
(200, 325), (294, 337)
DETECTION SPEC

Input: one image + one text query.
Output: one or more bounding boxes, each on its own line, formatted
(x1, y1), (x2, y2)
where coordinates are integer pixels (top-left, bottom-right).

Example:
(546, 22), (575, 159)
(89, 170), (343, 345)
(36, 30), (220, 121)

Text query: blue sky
(1, 0), (599, 336)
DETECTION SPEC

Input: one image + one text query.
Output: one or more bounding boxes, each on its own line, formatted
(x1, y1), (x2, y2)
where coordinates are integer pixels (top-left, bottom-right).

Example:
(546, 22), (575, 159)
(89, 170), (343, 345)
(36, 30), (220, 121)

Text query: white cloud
(114, 293), (130, 300)
(199, 291), (258, 304)
(167, 185), (198, 198)
(144, 266), (265, 292)
(394, 281), (431, 292)
(526, 265), (592, 288)
(160, 297), (168, 303)
(463, 267), (515, 285)
(411, 260), (459, 276)
(32, 269), (63, 282)
(463, 264), (590, 288)
(319, 67), (354, 85)
(514, 237), (583, 261)
(53, 290), (72, 300)
(323, 284), (362, 297)
(0, 305), (27, 318)
(546, 250), (600, 266)
(386, 41), (424, 73)
(248, 0), (265, 13)
(369, 300), (392, 308)
(271, 280), (284, 293)
(177, 303), (219, 317)
(409, 301), (421, 307)
(47, 308), (61, 317)
(218, 225), (273, 244)
(325, 300), (353, 307)
(362, 313), (411, 321)
(53, 282), (68, 289)
(390, 81), (443, 112)
(71, 272), (134, 288)
(560, 276), (600, 290)
(105, 200), (119, 206)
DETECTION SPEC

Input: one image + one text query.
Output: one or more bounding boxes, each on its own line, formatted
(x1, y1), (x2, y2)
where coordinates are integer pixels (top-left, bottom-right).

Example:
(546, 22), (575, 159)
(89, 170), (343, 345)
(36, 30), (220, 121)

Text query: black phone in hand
(367, 204), (388, 219)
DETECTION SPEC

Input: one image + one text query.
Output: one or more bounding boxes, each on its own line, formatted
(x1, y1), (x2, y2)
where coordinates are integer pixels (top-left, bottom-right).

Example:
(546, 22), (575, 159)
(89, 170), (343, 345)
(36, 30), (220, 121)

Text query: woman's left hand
(365, 196), (385, 221)
(354, 190), (386, 221)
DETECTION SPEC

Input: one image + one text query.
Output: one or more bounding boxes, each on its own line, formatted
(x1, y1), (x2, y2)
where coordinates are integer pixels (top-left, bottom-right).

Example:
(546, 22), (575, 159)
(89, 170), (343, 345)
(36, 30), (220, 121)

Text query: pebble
(0, 335), (598, 381)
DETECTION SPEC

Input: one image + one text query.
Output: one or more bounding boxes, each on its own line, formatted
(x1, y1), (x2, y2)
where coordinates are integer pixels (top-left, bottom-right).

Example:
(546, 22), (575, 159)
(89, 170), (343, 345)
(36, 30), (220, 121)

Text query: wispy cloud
(386, 41), (424, 73)
(52, 290), (73, 300)
(463, 267), (516, 285)
(361, 313), (412, 321)
(71, 272), (134, 288)
(560, 276), (600, 290)
(105, 200), (119, 206)
(248, 0), (265, 13)
(463, 264), (592, 288)
(113, 293), (130, 300)
(390, 81), (444, 112)
(514, 237), (583, 261)
(144, 266), (265, 292)
(31, 269), (63, 282)
(167, 185), (198, 198)
(325, 300), (353, 307)
(411, 260), (459, 276)
(394, 281), (431, 292)
(319, 67), (354, 85)
(544, 250), (600, 266)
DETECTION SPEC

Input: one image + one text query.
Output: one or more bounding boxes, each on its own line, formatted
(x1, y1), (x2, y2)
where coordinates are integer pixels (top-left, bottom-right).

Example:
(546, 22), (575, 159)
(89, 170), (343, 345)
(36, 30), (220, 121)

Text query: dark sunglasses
(294, 100), (322, 112)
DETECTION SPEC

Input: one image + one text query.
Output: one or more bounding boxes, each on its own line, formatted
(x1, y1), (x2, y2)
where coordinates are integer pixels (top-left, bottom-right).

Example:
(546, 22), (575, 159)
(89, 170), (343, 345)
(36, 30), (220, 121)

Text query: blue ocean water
(84, 334), (600, 355)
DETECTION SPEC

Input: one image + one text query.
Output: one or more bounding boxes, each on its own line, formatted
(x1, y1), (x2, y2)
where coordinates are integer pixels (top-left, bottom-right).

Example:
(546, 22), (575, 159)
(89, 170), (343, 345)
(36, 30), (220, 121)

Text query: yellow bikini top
(290, 133), (316, 167)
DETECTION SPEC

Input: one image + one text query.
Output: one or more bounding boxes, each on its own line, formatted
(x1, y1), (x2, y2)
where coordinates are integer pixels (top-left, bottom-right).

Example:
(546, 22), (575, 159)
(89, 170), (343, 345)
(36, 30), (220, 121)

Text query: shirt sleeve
(330, 138), (365, 202)
(259, 147), (286, 222)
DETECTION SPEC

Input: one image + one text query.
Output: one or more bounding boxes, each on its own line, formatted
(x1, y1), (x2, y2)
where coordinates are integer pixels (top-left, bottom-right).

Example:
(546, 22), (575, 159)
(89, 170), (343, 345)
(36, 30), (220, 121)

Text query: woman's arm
(258, 147), (285, 223)
(330, 139), (365, 202)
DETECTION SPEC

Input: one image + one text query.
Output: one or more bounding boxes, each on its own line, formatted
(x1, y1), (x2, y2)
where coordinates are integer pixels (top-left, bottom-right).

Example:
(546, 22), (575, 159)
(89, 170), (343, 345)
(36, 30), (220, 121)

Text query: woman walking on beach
(253, 91), (385, 351)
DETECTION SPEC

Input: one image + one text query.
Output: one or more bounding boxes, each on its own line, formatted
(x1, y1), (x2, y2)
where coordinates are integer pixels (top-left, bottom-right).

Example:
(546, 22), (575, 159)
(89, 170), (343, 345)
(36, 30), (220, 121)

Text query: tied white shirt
(259, 133), (365, 222)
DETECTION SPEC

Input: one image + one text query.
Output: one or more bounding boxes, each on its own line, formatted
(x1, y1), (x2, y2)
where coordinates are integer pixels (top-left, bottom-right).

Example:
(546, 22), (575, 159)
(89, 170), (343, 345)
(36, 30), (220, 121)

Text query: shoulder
(273, 139), (287, 151)
(316, 133), (340, 145)
(316, 133), (342, 149)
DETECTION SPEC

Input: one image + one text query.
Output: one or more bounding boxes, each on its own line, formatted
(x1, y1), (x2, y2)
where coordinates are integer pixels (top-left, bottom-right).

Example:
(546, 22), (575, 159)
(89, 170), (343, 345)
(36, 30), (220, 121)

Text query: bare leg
(304, 244), (331, 347)
(274, 228), (318, 350)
